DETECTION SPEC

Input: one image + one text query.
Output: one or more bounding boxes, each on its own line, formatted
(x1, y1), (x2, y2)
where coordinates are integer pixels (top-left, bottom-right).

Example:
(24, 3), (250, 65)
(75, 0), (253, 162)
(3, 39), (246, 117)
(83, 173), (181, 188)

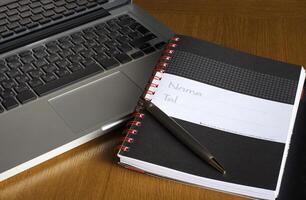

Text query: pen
(142, 100), (226, 174)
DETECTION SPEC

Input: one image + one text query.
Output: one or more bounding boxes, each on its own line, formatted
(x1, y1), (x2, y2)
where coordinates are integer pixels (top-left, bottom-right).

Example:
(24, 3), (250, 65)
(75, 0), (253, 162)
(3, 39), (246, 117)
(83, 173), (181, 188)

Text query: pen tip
(210, 158), (226, 175)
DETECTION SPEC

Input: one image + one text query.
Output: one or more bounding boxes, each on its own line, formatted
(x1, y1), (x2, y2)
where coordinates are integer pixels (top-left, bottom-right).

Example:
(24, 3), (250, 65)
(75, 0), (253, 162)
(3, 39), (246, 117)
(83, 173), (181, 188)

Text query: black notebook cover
(277, 95), (306, 199)
(118, 35), (304, 197)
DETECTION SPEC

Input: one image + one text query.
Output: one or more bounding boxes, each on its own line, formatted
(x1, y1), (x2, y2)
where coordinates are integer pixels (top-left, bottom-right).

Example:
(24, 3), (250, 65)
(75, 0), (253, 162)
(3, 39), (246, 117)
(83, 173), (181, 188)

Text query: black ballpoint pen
(142, 100), (226, 175)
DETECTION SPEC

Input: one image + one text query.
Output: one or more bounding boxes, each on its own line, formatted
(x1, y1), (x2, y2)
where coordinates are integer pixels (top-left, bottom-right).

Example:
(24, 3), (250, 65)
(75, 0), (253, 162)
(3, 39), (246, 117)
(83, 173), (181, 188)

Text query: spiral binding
(117, 36), (180, 153)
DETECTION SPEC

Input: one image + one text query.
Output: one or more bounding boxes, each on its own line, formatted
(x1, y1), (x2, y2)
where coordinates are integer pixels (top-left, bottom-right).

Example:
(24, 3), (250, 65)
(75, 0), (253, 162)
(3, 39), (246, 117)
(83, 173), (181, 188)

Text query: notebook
(117, 35), (305, 200)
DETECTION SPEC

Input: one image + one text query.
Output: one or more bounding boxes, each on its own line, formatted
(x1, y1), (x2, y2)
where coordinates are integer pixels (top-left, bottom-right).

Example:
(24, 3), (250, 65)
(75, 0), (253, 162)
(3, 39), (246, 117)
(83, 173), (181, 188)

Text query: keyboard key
(42, 73), (57, 82)
(71, 44), (85, 53)
(18, 6), (30, 12)
(45, 41), (59, 48)
(82, 58), (97, 68)
(54, 6), (66, 14)
(34, 49), (48, 58)
(5, 55), (19, 62)
(34, 59), (48, 68)
(7, 69), (22, 78)
(21, 55), (35, 63)
(76, 0), (87, 6)
(6, 9), (18, 17)
(2, 97), (19, 110)
(97, 0), (108, 4)
(39, 18), (52, 25)
(47, 45), (61, 53)
(58, 36), (70, 43)
(29, 2), (40, 9)
(46, 54), (61, 63)
(87, 2), (97, 8)
(31, 14), (43, 22)
(118, 18), (135, 27)
(19, 0), (30, 6)
(16, 90), (37, 104)
(7, 22), (20, 30)
(63, 10), (74, 16)
(129, 22), (141, 30)
(139, 43), (151, 50)
(51, 14), (63, 20)
(0, 65), (8, 73)
(8, 3), (18, 9)
(155, 41), (166, 49)
(0, 7), (6, 13)
(131, 51), (144, 59)
(116, 35), (130, 44)
(44, 4), (55, 10)
(29, 70), (44, 79)
(20, 11), (32, 18)
(0, 26), (7, 33)
(15, 75), (30, 83)
(33, 63), (103, 96)
(137, 25), (150, 35)
(56, 59), (70, 68)
(114, 53), (132, 64)
(8, 15), (20, 23)
(2, 31), (14, 38)
(1, 89), (15, 99)
(20, 64), (35, 73)
(142, 47), (156, 54)
(68, 63), (83, 72)
(0, 74), (7, 82)
(33, 46), (46, 53)
(2, 80), (16, 89)
(118, 43), (132, 53)
(32, 7), (43, 14)
(19, 50), (32, 57)
(98, 58), (120, 69)
(41, 0), (53, 5)
(104, 48), (121, 57)
(65, 3), (77, 10)
(42, 64), (58, 73)
(0, 19), (7, 26)
(7, 61), (22, 69)
(29, 78), (43, 88)
(43, 10), (55, 18)
(80, 49), (96, 58)
(60, 41), (73, 50)
(15, 83), (29, 93)
(27, 23), (39, 29)
(75, 6), (86, 12)
(130, 34), (157, 47)
(68, 54), (84, 63)
(55, 68), (70, 77)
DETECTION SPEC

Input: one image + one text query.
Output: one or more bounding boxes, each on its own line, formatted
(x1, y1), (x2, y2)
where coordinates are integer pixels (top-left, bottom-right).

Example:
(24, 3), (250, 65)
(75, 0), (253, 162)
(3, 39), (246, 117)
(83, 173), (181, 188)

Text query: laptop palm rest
(49, 71), (142, 134)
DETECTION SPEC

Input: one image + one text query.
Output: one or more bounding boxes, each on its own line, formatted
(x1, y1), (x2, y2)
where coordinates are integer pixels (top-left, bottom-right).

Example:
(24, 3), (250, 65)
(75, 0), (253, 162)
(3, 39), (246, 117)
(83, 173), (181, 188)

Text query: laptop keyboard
(0, 14), (166, 113)
(0, 0), (109, 43)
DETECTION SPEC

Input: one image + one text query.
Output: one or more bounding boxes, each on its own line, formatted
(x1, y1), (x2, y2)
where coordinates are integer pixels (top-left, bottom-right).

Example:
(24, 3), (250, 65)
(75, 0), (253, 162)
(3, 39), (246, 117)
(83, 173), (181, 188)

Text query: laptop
(0, 0), (173, 181)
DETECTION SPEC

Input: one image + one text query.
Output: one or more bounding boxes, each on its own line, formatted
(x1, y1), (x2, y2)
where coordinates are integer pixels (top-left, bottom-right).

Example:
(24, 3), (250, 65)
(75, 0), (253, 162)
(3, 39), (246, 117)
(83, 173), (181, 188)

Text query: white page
(148, 73), (293, 143)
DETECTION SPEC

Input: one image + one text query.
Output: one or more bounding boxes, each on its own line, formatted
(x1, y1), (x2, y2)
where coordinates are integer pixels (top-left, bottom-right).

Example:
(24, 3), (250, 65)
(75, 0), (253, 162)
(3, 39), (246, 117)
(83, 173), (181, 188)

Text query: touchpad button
(49, 72), (141, 134)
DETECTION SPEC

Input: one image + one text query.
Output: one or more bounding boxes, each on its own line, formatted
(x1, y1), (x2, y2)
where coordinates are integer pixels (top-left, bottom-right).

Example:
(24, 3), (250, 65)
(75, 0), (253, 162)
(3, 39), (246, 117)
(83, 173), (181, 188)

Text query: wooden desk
(1, 1), (305, 199)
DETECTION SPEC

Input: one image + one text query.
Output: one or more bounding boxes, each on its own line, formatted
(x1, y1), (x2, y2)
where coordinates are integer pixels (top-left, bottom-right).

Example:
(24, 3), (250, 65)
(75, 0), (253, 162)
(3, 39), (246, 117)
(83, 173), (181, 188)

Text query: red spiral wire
(117, 36), (180, 154)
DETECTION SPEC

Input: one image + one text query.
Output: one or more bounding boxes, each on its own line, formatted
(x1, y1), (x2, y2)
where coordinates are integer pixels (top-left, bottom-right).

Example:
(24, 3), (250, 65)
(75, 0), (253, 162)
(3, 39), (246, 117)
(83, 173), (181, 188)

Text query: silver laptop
(0, 0), (173, 181)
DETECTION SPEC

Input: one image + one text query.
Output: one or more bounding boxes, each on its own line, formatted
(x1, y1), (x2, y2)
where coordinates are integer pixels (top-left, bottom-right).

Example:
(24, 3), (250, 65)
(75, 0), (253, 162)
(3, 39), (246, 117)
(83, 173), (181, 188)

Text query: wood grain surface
(1, 0), (306, 199)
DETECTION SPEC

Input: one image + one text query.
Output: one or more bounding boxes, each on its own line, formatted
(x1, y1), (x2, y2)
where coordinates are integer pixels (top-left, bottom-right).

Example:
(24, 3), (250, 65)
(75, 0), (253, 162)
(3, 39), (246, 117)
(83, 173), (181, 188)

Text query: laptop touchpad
(49, 71), (142, 134)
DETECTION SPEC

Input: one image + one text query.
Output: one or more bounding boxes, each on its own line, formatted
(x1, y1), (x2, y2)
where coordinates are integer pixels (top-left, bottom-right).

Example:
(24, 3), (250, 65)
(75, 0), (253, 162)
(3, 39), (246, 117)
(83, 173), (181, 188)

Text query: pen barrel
(145, 101), (214, 163)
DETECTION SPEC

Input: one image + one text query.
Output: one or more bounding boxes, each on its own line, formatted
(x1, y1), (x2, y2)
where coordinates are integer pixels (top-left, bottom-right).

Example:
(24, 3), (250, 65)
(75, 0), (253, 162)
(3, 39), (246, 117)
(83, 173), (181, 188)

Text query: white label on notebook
(151, 73), (293, 143)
